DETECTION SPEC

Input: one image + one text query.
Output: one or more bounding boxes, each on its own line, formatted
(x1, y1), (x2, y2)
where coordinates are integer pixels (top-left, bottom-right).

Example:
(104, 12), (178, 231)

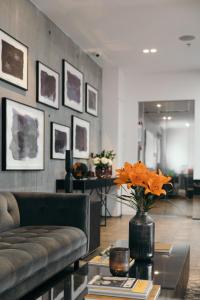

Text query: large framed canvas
(63, 60), (83, 112)
(72, 116), (90, 159)
(51, 122), (70, 160)
(85, 83), (98, 116)
(0, 29), (28, 90)
(2, 98), (44, 170)
(36, 61), (59, 109)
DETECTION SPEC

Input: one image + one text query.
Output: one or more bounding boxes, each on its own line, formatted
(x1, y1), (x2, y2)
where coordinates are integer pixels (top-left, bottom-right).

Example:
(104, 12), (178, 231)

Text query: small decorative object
(109, 247), (130, 277)
(65, 150), (73, 193)
(115, 161), (172, 260)
(72, 116), (90, 159)
(0, 29), (28, 90)
(2, 98), (44, 170)
(85, 83), (98, 116)
(51, 122), (70, 160)
(36, 61), (59, 109)
(92, 150), (116, 178)
(72, 162), (88, 179)
(63, 60), (83, 112)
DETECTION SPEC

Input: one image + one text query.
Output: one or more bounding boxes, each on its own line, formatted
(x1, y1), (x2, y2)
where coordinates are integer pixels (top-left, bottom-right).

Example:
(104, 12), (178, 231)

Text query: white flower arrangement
(92, 150), (116, 167)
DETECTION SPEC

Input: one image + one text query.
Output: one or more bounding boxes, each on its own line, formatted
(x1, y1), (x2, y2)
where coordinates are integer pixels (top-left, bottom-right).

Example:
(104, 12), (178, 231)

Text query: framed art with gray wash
(63, 60), (83, 112)
(2, 98), (44, 170)
(0, 29), (28, 90)
(72, 116), (90, 159)
(37, 61), (59, 109)
(51, 122), (70, 160)
(85, 83), (98, 116)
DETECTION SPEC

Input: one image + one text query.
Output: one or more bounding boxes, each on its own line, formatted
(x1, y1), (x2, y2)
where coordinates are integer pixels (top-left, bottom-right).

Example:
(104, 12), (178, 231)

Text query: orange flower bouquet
(115, 161), (172, 212)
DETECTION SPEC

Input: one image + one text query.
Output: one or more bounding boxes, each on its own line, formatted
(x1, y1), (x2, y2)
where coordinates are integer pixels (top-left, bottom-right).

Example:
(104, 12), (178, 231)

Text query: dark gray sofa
(0, 192), (90, 300)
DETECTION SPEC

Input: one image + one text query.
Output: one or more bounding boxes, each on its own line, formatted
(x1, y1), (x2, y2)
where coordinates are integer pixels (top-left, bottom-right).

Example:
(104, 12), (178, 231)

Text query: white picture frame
(2, 98), (44, 170)
(63, 60), (83, 112)
(85, 83), (98, 116)
(37, 61), (59, 109)
(0, 29), (28, 90)
(51, 122), (70, 160)
(72, 116), (90, 159)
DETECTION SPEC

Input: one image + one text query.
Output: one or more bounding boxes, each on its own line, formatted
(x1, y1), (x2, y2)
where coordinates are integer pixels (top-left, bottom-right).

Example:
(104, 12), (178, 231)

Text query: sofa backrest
(0, 192), (20, 233)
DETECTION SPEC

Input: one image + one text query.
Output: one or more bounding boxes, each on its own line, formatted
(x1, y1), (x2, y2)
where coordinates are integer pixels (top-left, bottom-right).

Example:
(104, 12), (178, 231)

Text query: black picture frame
(72, 116), (90, 159)
(62, 60), (83, 113)
(51, 122), (70, 160)
(85, 83), (98, 116)
(2, 98), (45, 170)
(36, 61), (59, 109)
(0, 29), (28, 90)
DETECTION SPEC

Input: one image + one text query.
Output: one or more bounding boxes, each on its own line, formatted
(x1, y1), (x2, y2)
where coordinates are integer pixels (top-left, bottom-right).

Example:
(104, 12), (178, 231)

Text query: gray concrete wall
(0, 0), (102, 192)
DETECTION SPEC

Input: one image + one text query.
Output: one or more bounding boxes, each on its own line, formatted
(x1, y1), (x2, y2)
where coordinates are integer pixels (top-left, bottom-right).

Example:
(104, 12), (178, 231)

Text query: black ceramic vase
(129, 211), (155, 260)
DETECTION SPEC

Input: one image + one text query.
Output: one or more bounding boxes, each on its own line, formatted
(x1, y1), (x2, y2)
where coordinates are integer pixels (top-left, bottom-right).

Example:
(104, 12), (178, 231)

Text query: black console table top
(56, 177), (116, 193)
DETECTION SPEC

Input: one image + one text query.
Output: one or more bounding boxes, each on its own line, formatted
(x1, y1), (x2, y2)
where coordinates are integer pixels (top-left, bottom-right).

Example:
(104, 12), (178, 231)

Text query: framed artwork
(72, 116), (90, 159)
(0, 29), (28, 90)
(85, 83), (98, 116)
(63, 60), (83, 112)
(36, 61), (59, 109)
(51, 122), (70, 160)
(2, 98), (44, 170)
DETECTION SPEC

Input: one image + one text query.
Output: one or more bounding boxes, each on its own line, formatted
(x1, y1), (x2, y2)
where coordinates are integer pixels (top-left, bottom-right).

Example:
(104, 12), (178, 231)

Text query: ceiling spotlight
(150, 48), (157, 53)
(154, 271), (159, 275)
(143, 49), (149, 54)
(179, 35), (195, 42)
(156, 103), (162, 108)
(163, 116), (167, 120)
(167, 116), (172, 120)
(185, 123), (190, 127)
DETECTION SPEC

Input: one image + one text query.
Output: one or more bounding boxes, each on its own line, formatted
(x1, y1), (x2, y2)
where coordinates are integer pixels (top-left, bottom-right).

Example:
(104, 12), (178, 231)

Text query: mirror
(138, 100), (194, 200)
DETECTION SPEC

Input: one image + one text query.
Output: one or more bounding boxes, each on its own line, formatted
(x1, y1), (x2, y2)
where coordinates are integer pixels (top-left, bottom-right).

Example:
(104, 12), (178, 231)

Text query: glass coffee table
(20, 242), (190, 300)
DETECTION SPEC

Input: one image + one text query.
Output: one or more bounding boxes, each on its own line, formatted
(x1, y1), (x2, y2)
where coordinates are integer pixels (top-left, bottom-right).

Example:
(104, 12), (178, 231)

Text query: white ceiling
(31, 0), (200, 73)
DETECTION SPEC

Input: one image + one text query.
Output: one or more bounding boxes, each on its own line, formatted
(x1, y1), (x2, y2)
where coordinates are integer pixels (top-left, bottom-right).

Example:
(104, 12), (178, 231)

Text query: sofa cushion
(0, 225), (87, 294)
(0, 193), (20, 233)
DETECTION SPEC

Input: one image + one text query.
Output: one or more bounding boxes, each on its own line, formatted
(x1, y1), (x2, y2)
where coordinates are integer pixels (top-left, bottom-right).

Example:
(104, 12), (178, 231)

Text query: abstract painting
(51, 122), (70, 160)
(0, 29), (28, 90)
(72, 116), (90, 159)
(2, 98), (44, 170)
(63, 60), (83, 112)
(37, 61), (59, 109)
(85, 83), (98, 116)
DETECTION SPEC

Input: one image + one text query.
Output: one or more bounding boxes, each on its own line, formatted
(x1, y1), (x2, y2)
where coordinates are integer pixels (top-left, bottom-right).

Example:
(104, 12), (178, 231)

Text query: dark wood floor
(100, 197), (200, 282)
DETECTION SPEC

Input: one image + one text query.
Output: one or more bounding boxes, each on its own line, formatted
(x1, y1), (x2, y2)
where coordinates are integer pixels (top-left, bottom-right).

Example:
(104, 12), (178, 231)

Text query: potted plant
(115, 161), (172, 260)
(92, 150), (116, 178)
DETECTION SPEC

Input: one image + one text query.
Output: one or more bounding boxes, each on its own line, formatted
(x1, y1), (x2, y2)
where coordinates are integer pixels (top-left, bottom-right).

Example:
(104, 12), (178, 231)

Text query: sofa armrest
(13, 192), (90, 241)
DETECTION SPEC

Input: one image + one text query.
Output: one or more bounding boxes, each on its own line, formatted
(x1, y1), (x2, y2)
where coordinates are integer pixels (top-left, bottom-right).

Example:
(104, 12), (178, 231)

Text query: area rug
(184, 280), (200, 299)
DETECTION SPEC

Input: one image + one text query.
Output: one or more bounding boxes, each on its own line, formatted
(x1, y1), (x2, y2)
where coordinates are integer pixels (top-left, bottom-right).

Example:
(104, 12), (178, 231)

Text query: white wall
(165, 126), (194, 174)
(102, 69), (200, 215)
(118, 70), (200, 179)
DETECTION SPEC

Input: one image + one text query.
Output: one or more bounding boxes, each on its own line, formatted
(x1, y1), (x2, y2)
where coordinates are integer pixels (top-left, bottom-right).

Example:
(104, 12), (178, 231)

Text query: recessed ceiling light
(167, 116), (172, 120)
(156, 104), (162, 108)
(185, 123), (190, 127)
(143, 49), (149, 54)
(163, 116), (167, 120)
(154, 271), (159, 275)
(179, 35), (195, 42)
(150, 48), (157, 53)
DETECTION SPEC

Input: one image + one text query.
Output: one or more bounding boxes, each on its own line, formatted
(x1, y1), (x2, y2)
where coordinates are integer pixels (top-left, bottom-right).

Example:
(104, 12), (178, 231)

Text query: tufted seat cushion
(0, 225), (87, 294)
(0, 193), (20, 233)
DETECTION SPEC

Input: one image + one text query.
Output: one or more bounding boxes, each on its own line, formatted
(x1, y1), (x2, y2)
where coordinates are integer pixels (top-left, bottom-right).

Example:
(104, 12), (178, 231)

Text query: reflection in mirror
(138, 100), (194, 202)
